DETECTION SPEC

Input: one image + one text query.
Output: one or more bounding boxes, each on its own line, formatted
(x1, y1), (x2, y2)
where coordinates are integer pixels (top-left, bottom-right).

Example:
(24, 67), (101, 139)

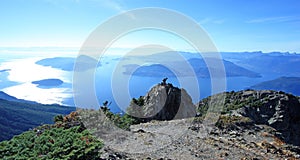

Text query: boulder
(237, 90), (300, 146)
(128, 83), (196, 121)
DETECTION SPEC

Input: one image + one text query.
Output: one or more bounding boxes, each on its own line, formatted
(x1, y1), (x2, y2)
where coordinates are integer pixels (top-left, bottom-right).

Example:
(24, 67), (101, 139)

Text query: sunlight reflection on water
(0, 57), (72, 105)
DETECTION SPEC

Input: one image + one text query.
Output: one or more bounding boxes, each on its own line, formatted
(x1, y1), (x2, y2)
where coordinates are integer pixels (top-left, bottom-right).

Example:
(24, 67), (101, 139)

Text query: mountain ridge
(0, 91), (75, 141)
(124, 58), (261, 78)
(0, 91), (37, 104)
(250, 76), (300, 95)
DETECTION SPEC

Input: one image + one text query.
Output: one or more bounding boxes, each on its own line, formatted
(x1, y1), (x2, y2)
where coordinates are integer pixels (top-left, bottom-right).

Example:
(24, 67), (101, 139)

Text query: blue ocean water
(92, 56), (280, 113)
(0, 51), (285, 113)
(95, 74), (279, 113)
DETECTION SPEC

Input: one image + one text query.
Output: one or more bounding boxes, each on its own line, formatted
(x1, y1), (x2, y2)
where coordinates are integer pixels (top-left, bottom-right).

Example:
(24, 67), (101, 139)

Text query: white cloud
(246, 16), (300, 23)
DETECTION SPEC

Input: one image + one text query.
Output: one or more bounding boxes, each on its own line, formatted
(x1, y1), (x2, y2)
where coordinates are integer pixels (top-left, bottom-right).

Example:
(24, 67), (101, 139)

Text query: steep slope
(0, 98), (75, 141)
(0, 91), (20, 102)
(0, 111), (103, 159)
(0, 91), (36, 104)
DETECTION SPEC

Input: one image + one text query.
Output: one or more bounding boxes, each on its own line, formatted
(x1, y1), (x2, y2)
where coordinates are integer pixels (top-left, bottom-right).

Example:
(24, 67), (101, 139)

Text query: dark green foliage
(0, 99), (75, 141)
(197, 91), (265, 116)
(54, 115), (64, 123)
(0, 126), (103, 159)
(100, 96), (145, 130)
(100, 106), (141, 130)
(101, 106), (114, 119)
(196, 93), (226, 116)
(114, 114), (141, 130)
(132, 96), (145, 106)
(223, 95), (263, 113)
(197, 97), (210, 116)
(99, 97), (147, 130)
(215, 115), (252, 129)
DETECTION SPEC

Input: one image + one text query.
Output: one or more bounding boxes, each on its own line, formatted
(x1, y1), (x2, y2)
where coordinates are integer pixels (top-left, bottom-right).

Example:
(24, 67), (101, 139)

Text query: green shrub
(215, 115), (252, 128)
(197, 91), (266, 116)
(132, 96), (145, 106)
(54, 115), (63, 123)
(0, 126), (103, 159)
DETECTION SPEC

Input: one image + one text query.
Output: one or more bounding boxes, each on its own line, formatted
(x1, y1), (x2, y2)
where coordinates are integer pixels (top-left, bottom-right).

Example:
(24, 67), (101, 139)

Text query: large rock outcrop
(236, 90), (300, 146)
(127, 83), (196, 121)
(197, 90), (300, 146)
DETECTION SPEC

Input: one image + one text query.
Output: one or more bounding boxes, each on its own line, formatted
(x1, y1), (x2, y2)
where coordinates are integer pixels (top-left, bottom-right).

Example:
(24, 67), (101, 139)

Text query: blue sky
(0, 0), (300, 52)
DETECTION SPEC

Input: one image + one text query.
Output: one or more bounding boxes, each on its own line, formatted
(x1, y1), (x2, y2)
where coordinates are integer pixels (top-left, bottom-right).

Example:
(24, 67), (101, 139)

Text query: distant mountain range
(34, 51), (300, 78)
(233, 52), (300, 76)
(250, 77), (300, 96)
(0, 91), (75, 141)
(122, 51), (300, 78)
(124, 58), (261, 78)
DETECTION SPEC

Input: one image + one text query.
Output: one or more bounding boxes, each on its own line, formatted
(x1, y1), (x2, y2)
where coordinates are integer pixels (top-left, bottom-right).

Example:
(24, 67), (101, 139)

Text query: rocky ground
(98, 117), (300, 159)
(79, 83), (300, 159)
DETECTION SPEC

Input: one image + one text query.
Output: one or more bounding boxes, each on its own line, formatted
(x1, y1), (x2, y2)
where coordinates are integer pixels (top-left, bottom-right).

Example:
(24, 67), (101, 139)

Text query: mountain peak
(127, 81), (196, 121)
